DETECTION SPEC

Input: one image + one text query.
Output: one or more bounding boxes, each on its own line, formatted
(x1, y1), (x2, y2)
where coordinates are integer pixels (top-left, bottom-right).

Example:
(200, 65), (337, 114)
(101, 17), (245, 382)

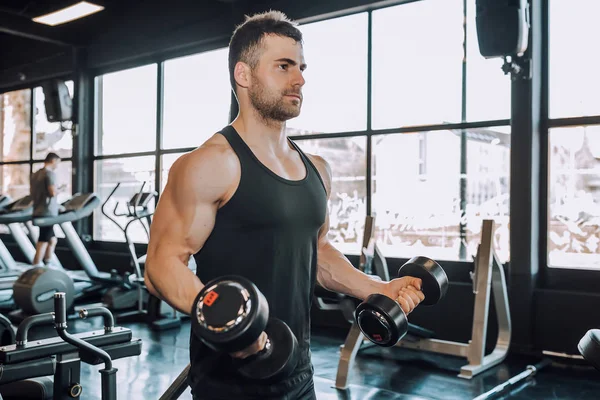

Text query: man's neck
(231, 111), (291, 155)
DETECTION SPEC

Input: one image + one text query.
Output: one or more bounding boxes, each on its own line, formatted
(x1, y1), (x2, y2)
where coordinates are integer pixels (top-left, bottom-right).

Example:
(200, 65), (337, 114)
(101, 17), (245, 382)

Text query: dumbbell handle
(398, 256), (448, 306)
(241, 338), (273, 363)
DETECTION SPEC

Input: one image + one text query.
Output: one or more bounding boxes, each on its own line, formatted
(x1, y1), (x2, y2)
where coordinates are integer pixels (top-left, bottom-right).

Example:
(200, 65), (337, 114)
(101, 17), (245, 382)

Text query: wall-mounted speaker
(476, 0), (529, 58)
(41, 80), (72, 122)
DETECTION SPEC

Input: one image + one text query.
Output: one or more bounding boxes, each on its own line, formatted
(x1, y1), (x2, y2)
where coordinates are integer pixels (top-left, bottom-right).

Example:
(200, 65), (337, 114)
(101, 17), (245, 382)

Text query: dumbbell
(354, 256), (448, 347)
(191, 275), (299, 381)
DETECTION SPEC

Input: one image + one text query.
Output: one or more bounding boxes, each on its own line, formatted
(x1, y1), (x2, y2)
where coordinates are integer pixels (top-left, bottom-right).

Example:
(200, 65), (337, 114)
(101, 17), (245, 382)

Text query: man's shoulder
(178, 134), (237, 170)
(168, 133), (239, 191)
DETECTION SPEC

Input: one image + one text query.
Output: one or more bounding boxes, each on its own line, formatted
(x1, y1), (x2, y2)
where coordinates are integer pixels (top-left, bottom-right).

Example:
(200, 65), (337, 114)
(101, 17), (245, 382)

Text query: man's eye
(279, 64), (288, 70)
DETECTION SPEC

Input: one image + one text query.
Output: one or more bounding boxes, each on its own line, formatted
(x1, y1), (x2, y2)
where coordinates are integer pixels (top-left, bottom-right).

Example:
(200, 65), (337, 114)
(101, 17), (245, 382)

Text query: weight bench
(0, 300), (142, 400)
(335, 219), (512, 389)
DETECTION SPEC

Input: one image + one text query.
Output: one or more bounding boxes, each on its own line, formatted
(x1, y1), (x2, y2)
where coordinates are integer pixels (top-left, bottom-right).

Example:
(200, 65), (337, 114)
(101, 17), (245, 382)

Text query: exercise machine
(0, 194), (27, 274)
(0, 195), (64, 282)
(8, 193), (135, 325)
(100, 183), (154, 313)
(0, 195), (64, 269)
(0, 195), (70, 311)
(0, 292), (142, 400)
(334, 219), (512, 389)
(100, 182), (186, 330)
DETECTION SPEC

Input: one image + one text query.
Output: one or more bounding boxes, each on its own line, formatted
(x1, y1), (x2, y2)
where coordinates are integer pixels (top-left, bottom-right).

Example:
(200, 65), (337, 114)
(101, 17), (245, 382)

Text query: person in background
(30, 152), (62, 266)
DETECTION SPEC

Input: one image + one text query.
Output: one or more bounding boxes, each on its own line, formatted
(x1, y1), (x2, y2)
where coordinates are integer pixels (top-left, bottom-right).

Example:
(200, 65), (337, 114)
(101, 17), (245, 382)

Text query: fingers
(258, 331), (268, 350)
(395, 294), (413, 314)
(230, 331), (268, 359)
(403, 286), (424, 305)
(395, 285), (425, 314)
(408, 277), (422, 291)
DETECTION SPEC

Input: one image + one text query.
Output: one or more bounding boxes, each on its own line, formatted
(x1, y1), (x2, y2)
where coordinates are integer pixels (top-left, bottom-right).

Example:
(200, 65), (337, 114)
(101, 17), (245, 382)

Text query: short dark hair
(228, 10), (303, 92)
(44, 152), (60, 163)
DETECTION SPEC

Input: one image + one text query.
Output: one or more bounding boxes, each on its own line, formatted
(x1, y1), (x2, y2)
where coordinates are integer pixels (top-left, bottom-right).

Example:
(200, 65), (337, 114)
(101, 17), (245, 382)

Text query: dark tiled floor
(64, 318), (600, 399)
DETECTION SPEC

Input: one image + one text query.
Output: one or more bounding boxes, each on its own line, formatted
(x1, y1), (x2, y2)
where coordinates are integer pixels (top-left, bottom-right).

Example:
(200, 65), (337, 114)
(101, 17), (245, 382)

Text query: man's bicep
(316, 162), (333, 247)
(149, 156), (225, 258)
(150, 184), (215, 260)
(317, 209), (331, 246)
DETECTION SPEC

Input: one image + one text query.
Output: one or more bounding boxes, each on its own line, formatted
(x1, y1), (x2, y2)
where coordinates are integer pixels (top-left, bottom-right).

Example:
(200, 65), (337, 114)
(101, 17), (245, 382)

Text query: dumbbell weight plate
(235, 318), (299, 381)
(355, 294), (408, 347)
(398, 256), (448, 306)
(191, 276), (268, 354)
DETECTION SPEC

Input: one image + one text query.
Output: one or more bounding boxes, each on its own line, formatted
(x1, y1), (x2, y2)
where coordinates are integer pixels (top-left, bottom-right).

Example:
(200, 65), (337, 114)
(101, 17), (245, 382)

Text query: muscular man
(30, 152), (61, 266)
(145, 11), (425, 400)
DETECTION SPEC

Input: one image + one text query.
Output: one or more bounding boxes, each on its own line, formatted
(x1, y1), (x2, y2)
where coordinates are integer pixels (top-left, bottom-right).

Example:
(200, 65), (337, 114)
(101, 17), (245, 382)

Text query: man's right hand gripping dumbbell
(191, 275), (299, 381)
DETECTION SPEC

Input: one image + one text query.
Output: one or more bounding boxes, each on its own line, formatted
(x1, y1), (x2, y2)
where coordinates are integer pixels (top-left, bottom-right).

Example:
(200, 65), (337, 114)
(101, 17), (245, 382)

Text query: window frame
(0, 86), (75, 185)
(0, 84), (75, 245)
(90, 40), (231, 243)
(87, 3), (515, 264)
(539, 0), (600, 288)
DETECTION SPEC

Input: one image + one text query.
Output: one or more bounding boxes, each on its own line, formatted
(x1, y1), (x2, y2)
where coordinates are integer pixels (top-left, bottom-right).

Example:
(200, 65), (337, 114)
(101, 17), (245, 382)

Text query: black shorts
(38, 226), (56, 242)
(192, 376), (315, 400)
(190, 363), (315, 400)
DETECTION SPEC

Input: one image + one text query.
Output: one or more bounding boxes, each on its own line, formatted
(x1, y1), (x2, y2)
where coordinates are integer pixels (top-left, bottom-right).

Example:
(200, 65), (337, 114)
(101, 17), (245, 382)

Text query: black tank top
(188, 125), (328, 397)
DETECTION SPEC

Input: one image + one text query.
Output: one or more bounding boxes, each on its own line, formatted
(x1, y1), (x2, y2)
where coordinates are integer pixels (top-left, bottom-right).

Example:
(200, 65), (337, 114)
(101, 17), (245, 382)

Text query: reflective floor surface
(69, 318), (599, 400)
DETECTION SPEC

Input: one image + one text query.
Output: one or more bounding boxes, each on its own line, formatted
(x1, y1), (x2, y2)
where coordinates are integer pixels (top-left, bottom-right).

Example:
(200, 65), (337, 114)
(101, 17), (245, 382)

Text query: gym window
(546, 0), (600, 269)
(286, 13), (368, 135)
(89, 0), (513, 263)
(162, 48), (231, 150)
(371, 0), (464, 129)
(93, 50), (233, 243)
(0, 85), (74, 237)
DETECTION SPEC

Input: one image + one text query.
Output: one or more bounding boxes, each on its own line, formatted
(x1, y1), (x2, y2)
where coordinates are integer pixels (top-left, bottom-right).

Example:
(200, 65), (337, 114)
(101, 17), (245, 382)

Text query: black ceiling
(0, 0), (245, 70)
(0, 0), (395, 90)
(1, 0), (143, 45)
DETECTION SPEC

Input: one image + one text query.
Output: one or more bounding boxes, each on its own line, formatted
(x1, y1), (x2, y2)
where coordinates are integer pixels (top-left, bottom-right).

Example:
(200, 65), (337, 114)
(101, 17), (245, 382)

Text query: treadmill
(0, 195), (71, 292)
(0, 195), (64, 270)
(0, 194), (20, 272)
(5, 193), (125, 324)
(32, 193), (127, 301)
(0, 195), (40, 298)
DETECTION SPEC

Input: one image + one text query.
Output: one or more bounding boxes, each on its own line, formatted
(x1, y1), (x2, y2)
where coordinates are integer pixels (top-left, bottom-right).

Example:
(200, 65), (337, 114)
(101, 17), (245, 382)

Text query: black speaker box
(476, 0), (529, 58)
(41, 80), (72, 122)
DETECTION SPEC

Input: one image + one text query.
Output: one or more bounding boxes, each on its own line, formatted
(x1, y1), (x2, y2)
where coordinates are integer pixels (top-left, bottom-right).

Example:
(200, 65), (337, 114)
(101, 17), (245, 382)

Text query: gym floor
(71, 318), (600, 400)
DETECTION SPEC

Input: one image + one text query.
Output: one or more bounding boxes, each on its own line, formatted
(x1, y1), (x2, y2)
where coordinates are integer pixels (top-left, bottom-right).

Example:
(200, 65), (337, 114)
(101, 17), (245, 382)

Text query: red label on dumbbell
(373, 334), (383, 342)
(203, 291), (219, 306)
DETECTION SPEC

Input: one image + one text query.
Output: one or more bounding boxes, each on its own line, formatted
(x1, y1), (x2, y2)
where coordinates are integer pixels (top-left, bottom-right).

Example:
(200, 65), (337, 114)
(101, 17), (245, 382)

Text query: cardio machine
(8, 193), (135, 324)
(0, 195), (70, 310)
(0, 195), (29, 290)
(0, 195), (64, 276)
(100, 182), (186, 330)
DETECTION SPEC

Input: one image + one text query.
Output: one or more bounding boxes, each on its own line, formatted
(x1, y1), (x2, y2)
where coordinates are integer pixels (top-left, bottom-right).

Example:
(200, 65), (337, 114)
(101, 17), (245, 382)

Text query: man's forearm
(316, 241), (384, 301)
(145, 256), (204, 315)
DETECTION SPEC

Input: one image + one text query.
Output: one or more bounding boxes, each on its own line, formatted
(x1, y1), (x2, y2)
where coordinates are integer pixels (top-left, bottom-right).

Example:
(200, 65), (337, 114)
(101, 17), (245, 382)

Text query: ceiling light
(33, 1), (104, 26)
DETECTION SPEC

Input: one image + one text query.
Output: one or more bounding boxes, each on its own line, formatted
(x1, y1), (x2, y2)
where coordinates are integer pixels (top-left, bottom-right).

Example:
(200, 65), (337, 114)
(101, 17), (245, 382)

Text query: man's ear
(234, 62), (251, 89)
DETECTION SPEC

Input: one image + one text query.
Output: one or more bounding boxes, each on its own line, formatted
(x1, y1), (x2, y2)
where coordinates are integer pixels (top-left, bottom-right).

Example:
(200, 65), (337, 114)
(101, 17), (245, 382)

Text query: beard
(248, 76), (302, 122)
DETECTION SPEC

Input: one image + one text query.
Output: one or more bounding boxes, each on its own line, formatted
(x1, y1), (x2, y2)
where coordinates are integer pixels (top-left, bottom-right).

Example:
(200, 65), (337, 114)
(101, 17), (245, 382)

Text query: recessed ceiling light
(33, 1), (104, 26)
